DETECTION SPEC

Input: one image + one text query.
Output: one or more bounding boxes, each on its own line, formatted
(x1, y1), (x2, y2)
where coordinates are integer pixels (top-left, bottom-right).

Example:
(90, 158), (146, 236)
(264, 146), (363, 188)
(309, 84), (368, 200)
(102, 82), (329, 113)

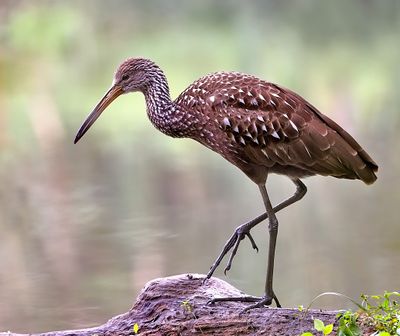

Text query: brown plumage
(75, 58), (378, 310)
(174, 72), (377, 185)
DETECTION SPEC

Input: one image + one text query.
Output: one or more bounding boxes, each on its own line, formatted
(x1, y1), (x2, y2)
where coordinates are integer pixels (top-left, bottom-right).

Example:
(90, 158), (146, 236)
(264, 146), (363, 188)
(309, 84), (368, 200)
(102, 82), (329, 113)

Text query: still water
(0, 130), (398, 333)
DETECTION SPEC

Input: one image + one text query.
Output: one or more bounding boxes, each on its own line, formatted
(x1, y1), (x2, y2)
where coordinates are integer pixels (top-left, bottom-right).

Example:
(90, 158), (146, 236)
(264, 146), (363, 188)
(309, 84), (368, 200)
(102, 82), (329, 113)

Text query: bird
(74, 57), (378, 310)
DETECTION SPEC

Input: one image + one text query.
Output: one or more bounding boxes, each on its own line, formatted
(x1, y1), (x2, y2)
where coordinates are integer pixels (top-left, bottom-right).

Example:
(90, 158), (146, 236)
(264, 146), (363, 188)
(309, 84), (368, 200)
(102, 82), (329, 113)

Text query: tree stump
(1, 274), (370, 335)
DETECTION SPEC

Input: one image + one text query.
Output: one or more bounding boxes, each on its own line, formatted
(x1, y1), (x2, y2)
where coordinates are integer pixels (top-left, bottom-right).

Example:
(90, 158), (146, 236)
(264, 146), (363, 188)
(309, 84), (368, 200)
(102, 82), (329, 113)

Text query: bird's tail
(317, 112), (378, 185)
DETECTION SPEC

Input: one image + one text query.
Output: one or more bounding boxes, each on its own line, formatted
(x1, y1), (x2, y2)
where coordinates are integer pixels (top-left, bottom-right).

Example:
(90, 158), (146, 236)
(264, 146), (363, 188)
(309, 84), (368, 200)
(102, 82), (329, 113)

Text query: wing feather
(187, 72), (377, 184)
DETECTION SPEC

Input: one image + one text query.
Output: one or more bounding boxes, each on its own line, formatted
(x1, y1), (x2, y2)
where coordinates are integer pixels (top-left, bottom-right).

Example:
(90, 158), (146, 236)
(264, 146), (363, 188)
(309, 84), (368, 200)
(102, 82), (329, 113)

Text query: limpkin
(74, 58), (378, 310)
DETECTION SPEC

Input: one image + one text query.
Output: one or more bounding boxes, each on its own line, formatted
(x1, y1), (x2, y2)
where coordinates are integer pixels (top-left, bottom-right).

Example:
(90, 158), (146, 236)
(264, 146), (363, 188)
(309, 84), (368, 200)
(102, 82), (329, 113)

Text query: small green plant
(181, 299), (193, 313)
(300, 318), (333, 336)
(180, 300), (204, 334)
(336, 310), (361, 336)
(360, 291), (400, 335)
(314, 319), (334, 335)
(300, 291), (400, 336)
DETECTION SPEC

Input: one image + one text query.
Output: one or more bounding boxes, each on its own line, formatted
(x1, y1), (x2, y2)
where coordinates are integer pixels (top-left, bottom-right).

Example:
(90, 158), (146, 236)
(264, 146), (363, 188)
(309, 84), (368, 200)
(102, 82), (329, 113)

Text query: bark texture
(1, 274), (370, 335)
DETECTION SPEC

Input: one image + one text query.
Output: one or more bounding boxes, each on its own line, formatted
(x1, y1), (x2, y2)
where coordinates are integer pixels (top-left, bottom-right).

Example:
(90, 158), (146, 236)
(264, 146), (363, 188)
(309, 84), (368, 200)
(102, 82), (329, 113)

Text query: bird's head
(74, 58), (157, 144)
(114, 57), (157, 93)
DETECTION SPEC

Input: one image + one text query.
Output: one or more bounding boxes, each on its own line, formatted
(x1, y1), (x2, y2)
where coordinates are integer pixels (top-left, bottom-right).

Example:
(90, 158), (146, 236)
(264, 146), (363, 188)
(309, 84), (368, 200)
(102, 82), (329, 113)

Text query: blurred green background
(0, 0), (399, 332)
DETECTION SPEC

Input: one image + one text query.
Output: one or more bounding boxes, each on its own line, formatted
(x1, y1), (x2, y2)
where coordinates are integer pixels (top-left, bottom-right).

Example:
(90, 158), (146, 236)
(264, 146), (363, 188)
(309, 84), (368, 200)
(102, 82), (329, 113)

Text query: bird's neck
(142, 71), (188, 137)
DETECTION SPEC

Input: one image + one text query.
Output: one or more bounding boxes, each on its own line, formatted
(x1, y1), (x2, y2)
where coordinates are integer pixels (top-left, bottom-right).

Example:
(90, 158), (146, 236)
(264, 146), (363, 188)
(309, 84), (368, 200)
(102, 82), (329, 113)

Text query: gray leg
(207, 178), (307, 310)
(205, 178), (306, 281)
(257, 183), (279, 307)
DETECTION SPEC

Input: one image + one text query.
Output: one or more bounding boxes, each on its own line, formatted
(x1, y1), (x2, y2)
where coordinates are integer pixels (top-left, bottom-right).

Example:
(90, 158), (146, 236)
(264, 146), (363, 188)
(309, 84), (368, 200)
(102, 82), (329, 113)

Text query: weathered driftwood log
(1, 274), (371, 336)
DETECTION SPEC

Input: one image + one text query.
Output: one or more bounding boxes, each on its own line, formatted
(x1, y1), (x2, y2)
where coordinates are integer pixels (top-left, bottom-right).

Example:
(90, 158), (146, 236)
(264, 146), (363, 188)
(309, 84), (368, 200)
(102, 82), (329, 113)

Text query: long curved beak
(74, 85), (123, 144)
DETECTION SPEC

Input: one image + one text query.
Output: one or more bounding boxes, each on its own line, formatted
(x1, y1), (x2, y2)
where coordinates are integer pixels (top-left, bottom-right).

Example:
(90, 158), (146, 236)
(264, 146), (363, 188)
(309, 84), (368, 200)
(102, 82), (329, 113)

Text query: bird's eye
(122, 74), (129, 81)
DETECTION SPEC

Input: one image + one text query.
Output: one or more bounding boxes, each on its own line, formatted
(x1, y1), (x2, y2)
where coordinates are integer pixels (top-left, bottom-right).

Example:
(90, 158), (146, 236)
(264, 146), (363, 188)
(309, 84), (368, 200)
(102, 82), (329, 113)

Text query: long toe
(207, 294), (277, 313)
(207, 295), (262, 306)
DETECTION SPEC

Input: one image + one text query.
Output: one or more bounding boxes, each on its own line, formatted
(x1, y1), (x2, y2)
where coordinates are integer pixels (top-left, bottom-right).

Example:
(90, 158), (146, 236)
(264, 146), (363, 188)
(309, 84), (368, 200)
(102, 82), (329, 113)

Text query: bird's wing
(209, 81), (330, 164)
(209, 80), (377, 182)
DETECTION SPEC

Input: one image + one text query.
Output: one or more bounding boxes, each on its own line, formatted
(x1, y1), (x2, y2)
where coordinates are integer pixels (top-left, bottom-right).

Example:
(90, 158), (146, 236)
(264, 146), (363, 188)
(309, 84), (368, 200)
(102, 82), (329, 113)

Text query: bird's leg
(205, 179), (306, 282)
(207, 179), (307, 310)
(243, 183), (280, 309)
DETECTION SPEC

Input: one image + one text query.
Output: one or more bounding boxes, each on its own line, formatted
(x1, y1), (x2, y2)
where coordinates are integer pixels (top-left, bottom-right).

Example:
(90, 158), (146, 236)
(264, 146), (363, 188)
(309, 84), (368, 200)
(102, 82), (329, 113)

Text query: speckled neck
(142, 67), (190, 138)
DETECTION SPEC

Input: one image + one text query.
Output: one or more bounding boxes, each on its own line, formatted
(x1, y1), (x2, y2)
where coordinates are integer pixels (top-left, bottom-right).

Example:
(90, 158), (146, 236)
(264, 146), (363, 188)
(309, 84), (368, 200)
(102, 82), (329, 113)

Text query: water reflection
(0, 134), (398, 332)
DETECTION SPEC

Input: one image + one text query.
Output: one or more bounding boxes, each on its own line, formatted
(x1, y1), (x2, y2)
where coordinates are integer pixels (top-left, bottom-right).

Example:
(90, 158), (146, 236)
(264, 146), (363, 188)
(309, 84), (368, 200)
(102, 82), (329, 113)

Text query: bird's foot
(208, 292), (281, 313)
(202, 223), (259, 284)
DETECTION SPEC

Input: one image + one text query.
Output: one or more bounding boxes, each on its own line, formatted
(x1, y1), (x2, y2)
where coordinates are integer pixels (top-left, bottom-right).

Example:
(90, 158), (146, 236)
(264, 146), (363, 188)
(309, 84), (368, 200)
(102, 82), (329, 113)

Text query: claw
(223, 265), (230, 275)
(224, 230), (243, 274)
(205, 220), (262, 281)
(246, 232), (259, 252)
(223, 227), (259, 276)
(205, 234), (236, 280)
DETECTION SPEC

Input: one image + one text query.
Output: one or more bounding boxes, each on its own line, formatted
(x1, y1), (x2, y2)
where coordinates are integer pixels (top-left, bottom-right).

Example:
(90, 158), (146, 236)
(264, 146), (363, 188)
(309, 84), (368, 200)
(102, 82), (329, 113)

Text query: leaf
(338, 326), (355, 336)
(300, 333), (314, 336)
(323, 324), (333, 335)
(337, 319), (361, 336)
(314, 319), (325, 332)
(133, 323), (139, 334)
(378, 332), (390, 336)
(347, 322), (361, 336)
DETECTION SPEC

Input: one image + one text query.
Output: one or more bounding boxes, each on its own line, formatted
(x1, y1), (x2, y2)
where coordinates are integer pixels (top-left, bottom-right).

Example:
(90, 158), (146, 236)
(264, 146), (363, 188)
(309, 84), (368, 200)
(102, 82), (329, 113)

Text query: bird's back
(174, 72), (378, 184)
